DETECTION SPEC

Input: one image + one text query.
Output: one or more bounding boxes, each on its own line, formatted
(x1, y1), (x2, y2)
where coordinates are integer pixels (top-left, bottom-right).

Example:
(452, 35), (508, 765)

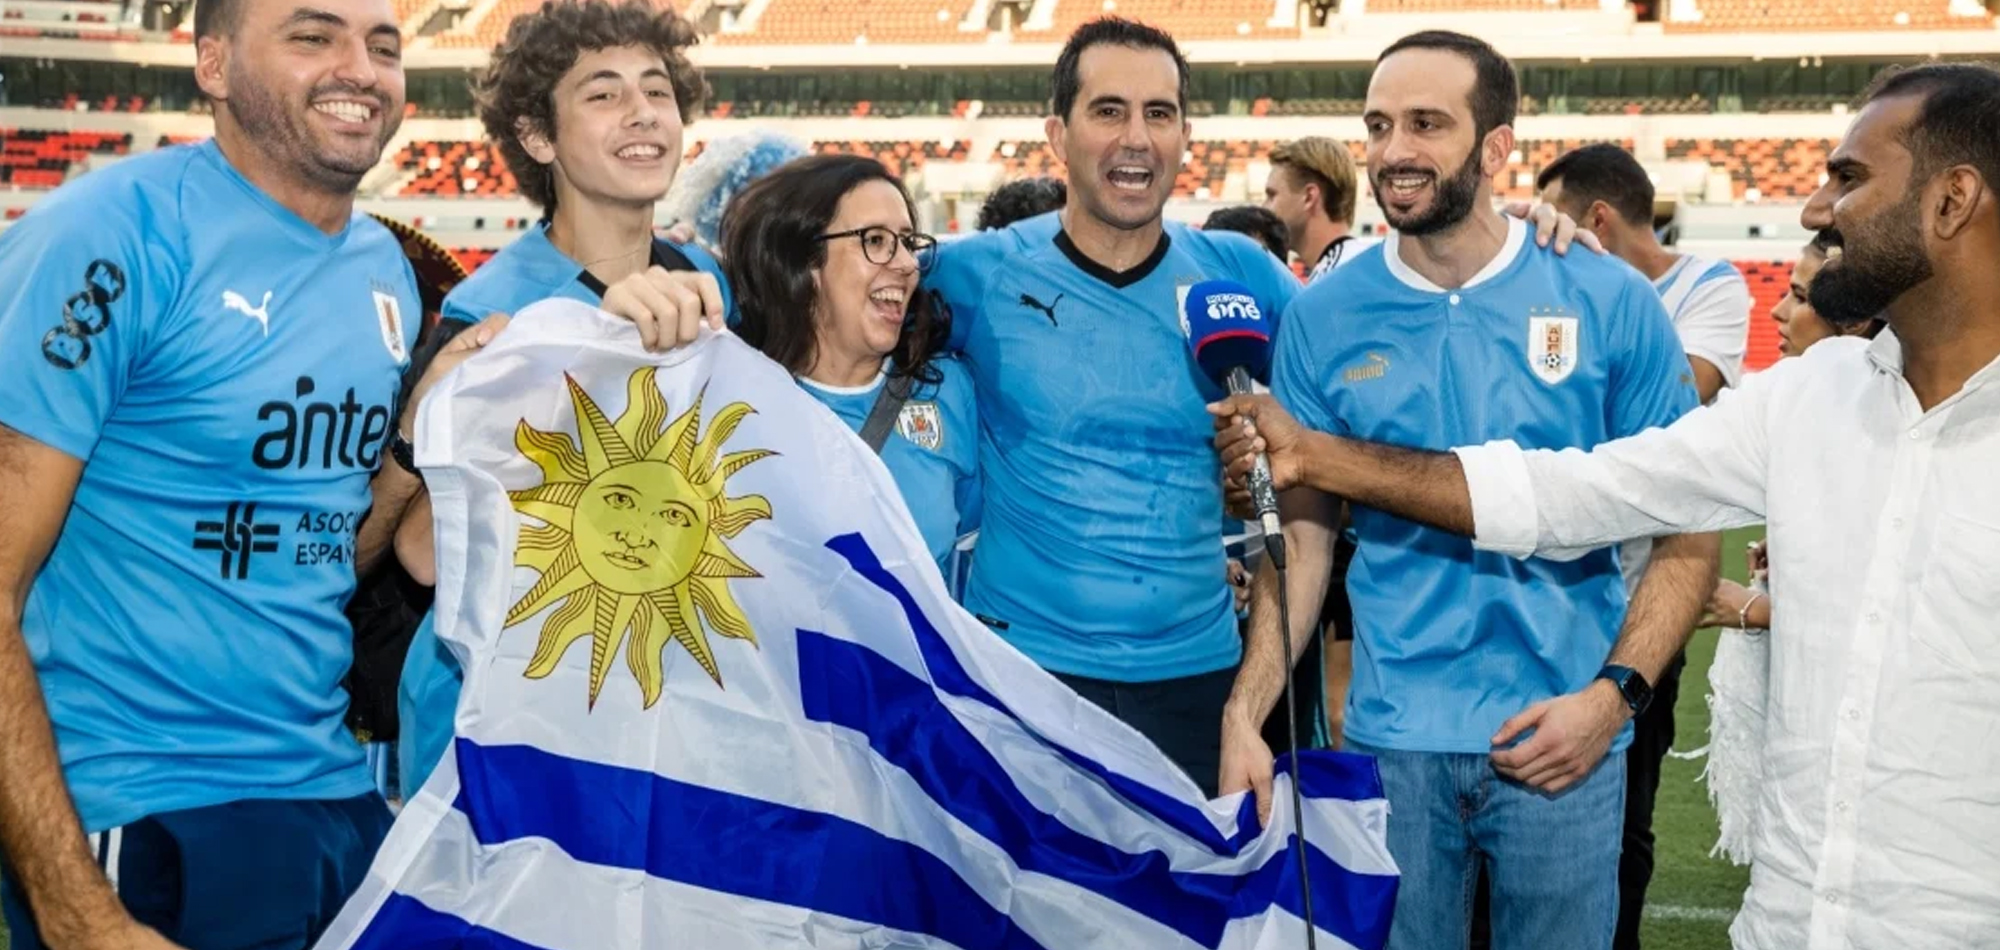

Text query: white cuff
(1453, 440), (1541, 560)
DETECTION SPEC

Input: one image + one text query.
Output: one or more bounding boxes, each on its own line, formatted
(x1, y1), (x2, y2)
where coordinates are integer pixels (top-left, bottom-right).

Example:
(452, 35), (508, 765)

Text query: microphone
(1184, 279), (1284, 567)
(1184, 277), (1319, 950)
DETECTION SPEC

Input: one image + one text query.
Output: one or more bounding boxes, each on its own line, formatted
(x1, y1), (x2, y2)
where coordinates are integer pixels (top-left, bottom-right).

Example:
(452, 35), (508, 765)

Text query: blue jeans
(1347, 739), (1626, 950)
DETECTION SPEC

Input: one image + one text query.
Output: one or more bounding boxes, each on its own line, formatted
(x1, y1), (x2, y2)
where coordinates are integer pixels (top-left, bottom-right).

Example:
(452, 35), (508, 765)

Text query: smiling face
(1363, 48), (1500, 237)
(1046, 43), (1190, 233)
(574, 460), (709, 595)
(525, 44), (685, 211)
(200, 0), (407, 193)
(1801, 95), (1935, 328)
(813, 180), (921, 369)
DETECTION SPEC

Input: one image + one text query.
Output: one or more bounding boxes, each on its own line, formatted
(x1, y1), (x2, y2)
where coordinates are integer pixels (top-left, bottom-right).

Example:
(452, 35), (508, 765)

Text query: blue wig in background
(661, 131), (812, 249)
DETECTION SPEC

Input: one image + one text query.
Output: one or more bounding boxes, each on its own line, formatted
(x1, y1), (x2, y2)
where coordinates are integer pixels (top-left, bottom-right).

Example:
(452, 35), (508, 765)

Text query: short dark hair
(192, 0), (241, 39)
(1203, 205), (1290, 260)
(1050, 16), (1190, 121)
(977, 176), (1067, 231)
(1536, 143), (1655, 226)
(1860, 62), (2000, 199)
(1375, 30), (1518, 138)
(475, 0), (707, 215)
(721, 154), (948, 387)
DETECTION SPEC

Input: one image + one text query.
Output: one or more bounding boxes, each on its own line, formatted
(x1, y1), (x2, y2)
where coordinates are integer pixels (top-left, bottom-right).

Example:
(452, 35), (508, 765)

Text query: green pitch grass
(0, 527), (1767, 950)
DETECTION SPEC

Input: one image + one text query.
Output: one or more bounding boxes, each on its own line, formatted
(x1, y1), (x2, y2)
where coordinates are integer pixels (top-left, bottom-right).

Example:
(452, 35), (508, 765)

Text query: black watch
(1596, 664), (1653, 717)
(388, 428), (418, 476)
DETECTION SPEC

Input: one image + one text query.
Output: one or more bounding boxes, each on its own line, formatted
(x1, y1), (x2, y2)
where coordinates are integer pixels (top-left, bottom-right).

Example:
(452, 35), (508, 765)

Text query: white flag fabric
(315, 299), (1399, 950)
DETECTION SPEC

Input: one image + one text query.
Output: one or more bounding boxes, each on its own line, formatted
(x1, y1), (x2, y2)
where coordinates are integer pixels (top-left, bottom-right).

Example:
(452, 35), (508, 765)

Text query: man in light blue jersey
(390, 0), (733, 799)
(1535, 141), (1753, 950)
(0, 0), (490, 945)
(1215, 31), (1718, 950)
(922, 17), (1303, 795)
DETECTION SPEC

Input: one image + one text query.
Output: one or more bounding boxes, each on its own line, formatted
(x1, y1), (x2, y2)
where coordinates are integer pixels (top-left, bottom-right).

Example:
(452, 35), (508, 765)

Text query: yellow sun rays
(503, 367), (777, 709)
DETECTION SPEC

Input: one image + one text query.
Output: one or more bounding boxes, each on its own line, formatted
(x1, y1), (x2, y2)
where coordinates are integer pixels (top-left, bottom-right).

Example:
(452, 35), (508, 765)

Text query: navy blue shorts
(3, 794), (392, 950)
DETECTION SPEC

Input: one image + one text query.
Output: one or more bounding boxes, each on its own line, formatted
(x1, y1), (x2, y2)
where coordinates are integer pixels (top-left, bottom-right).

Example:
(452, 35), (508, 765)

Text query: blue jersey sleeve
(1607, 272), (1701, 438)
(679, 242), (738, 328)
(929, 237), (991, 353)
(947, 365), (982, 534)
(0, 202), (174, 461)
(1269, 285), (1340, 436)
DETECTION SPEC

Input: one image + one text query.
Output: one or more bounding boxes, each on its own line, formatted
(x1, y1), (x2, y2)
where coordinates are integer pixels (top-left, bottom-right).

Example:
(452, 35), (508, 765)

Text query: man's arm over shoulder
(1675, 269), (1754, 401)
(929, 232), (1001, 353)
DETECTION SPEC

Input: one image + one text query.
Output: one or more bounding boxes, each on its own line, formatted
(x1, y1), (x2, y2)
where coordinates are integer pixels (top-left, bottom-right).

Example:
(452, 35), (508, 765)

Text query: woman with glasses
(722, 154), (979, 580)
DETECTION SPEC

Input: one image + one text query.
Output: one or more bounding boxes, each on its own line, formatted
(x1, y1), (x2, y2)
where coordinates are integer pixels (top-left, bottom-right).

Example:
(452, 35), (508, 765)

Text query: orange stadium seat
(809, 139), (972, 179)
(1734, 259), (1790, 371)
(1665, 137), (1836, 200)
(1498, 138), (1633, 199)
(1017, 0), (1296, 40)
(1366, 0), (1598, 9)
(395, 140), (520, 196)
(0, 128), (131, 188)
(713, 0), (983, 45)
(1669, 0), (1992, 31)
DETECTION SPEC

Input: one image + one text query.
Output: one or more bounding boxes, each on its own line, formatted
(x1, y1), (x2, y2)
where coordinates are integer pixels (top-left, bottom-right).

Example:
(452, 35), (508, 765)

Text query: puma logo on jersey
(223, 290), (273, 336)
(1019, 292), (1062, 327)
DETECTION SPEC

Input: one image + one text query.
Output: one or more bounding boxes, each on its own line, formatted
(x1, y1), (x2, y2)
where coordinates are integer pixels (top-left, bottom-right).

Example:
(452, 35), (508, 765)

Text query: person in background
(0, 0), (477, 942)
(660, 129), (811, 250)
(1537, 143), (1750, 405)
(1533, 140), (1754, 950)
(1203, 205), (1291, 261)
(1703, 234), (1884, 630)
(1220, 30), (1715, 950)
(724, 153), (979, 580)
(392, 0), (730, 799)
(1265, 135), (1374, 282)
(976, 175), (1067, 232)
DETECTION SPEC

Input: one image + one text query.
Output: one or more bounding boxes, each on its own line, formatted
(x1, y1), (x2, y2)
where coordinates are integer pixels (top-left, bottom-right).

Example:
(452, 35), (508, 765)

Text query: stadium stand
(1017, 0), (1296, 40)
(714, 0), (983, 44)
(395, 140), (519, 196)
(1665, 137), (1836, 199)
(1736, 259), (1789, 369)
(432, 0), (543, 48)
(1668, 0), (1994, 31)
(0, 128), (129, 188)
(1365, 0), (1600, 9)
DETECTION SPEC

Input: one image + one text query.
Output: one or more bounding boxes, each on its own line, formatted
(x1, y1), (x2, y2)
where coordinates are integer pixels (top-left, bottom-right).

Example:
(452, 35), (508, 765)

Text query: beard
(226, 68), (396, 194)
(1808, 193), (1932, 327)
(1371, 141), (1486, 237)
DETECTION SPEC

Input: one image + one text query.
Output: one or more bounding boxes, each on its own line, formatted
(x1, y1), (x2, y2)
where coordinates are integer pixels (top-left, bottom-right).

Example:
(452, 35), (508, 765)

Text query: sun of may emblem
(505, 367), (776, 708)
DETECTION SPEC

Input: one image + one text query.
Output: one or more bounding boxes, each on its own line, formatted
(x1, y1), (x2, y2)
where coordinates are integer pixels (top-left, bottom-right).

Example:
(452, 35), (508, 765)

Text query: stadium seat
(1665, 137), (1836, 200)
(1016, 0), (1296, 40)
(0, 128), (131, 188)
(1734, 259), (1789, 371)
(394, 140), (520, 197)
(1668, 0), (1992, 31)
(712, 0), (983, 45)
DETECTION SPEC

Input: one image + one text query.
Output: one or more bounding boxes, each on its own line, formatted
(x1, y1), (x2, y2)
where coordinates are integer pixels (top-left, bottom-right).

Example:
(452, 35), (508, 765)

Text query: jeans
(1347, 738), (1627, 950)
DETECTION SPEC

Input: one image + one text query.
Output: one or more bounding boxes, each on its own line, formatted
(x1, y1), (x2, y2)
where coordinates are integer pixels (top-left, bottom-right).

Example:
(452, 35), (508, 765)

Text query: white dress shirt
(1454, 331), (2000, 950)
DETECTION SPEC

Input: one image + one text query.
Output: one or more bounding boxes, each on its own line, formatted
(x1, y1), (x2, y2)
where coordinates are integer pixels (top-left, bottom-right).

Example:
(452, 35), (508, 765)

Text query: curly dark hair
(976, 176), (1066, 231)
(474, 0), (708, 216)
(721, 154), (949, 388)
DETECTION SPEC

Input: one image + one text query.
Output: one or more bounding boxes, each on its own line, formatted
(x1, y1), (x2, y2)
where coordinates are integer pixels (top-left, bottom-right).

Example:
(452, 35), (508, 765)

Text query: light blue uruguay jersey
(400, 222), (734, 796)
(0, 141), (420, 831)
(438, 222), (733, 327)
(1272, 216), (1698, 754)
(929, 212), (1300, 682)
(799, 361), (980, 573)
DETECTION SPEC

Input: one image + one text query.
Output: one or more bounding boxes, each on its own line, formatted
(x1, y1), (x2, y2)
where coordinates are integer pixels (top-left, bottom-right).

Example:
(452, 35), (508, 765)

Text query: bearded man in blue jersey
(0, 0), (493, 945)
(1216, 31), (1719, 950)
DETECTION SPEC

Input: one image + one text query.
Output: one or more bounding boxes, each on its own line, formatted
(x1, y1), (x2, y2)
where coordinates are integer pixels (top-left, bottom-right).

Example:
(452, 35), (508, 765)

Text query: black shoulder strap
(574, 239), (702, 299)
(858, 375), (913, 454)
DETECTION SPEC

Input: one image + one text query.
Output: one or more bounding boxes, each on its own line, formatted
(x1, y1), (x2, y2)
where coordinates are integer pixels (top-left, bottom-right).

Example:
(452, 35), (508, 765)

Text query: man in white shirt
(1536, 141), (1756, 950)
(1537, 143), (1750, 404)
(1210, 62), (2000, 950)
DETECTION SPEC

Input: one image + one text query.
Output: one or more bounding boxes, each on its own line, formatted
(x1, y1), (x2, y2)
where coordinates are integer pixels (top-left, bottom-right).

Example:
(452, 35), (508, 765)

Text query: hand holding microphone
(1182, 280), (1311, 536)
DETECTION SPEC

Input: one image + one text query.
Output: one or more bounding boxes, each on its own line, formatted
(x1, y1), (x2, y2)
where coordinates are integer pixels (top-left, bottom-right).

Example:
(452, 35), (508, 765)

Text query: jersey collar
(1053, 228), (1172, 290)
(1381, 215), (1527, 294)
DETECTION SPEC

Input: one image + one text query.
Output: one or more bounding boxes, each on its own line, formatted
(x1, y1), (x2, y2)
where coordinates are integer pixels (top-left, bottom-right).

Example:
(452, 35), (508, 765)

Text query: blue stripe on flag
(825, 534), (1386, 841)
(350, 893), (557, 950)
(798, 628), (1398, 950)
(449, 740), (1053, 950)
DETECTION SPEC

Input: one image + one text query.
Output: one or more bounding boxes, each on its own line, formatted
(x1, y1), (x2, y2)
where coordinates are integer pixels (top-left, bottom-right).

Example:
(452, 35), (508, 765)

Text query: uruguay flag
(315, 299), (1399, 950)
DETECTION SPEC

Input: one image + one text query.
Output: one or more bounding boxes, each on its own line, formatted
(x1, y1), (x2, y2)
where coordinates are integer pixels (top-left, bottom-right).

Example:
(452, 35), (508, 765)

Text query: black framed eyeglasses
(817, 226), (938, 272)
